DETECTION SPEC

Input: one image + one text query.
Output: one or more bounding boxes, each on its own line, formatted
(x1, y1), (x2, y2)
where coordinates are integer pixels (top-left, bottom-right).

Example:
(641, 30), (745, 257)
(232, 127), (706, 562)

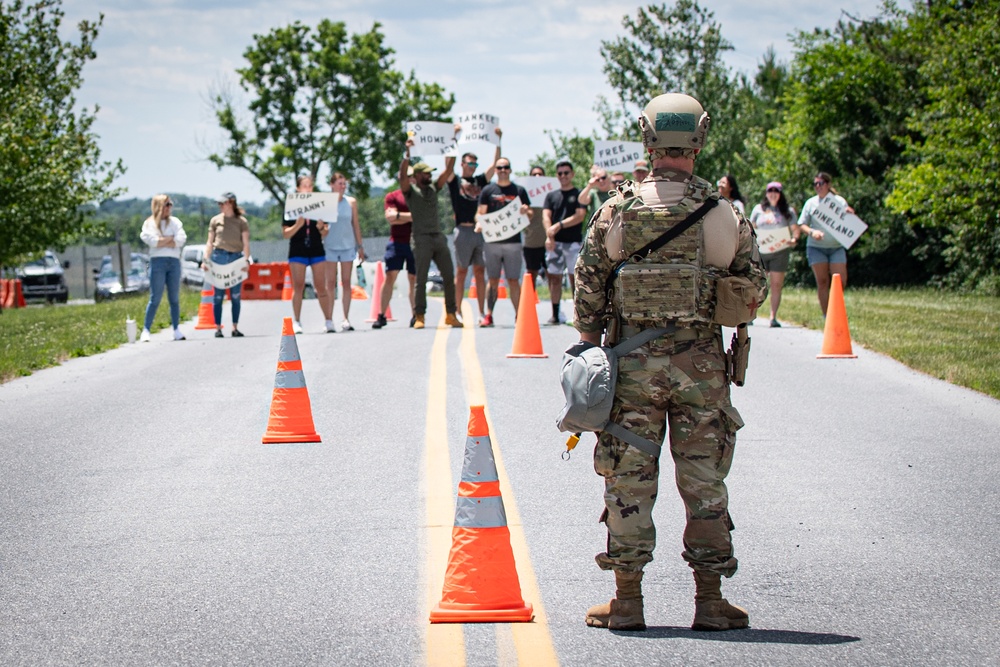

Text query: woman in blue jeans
(139, 194), (187, 342)
(202, 192), (251, 337)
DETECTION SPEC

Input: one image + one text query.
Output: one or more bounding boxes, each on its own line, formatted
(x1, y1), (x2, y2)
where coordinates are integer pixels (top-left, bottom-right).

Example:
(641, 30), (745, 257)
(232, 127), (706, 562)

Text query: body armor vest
(608, 191), (721, 328)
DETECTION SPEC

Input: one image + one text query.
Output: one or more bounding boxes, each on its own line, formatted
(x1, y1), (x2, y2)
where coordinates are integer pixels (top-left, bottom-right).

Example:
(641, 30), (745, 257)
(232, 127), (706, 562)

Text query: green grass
(0, 288), (203, 383)
(777, 286), (1000, 399)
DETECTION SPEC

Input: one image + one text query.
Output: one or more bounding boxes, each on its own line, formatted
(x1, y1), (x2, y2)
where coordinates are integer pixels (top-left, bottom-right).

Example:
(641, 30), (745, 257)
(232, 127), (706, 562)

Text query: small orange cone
(366, 262), (385, 322)
(262, 318), (322, 443)
(351, 285), (368, 300)
(817, 273), (857, 359)
(497, 278), (507, 300)
(194, 284), (216, 329)
(507, 273), (547, 358)
(430, 406), (533, 623)
(281, 270), (293, 301)
(468, 278), (478, 299)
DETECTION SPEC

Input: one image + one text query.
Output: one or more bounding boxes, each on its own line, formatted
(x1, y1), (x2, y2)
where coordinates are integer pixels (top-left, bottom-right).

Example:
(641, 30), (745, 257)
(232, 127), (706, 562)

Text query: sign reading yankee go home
(811, 196), (868, 249)
(283, 192), (340, 222)
(454, 112), (500, 146)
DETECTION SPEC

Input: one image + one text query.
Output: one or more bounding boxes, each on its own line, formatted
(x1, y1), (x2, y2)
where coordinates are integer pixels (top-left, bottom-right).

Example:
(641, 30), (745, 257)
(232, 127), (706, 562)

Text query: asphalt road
(2, 291), (998, 666)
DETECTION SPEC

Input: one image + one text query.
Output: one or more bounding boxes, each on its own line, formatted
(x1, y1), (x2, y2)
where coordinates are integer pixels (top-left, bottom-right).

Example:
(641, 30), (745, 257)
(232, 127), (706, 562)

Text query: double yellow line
(422, 305), (560, 667)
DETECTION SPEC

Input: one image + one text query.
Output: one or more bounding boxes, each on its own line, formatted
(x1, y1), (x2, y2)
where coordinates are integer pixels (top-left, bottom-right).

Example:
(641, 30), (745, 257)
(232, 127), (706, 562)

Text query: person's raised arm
(483, 127), (503, 182)
(399, 139), (413, 194)
(436, 154), (455, 191)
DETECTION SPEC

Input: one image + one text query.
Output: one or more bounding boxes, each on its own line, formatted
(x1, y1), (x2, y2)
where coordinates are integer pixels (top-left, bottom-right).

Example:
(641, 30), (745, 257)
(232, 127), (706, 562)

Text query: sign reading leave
(478, 198), (529, 242)
(454, 112), (500, 145)
(405, 121), (457, 156)
(205, 256), (250, 289)
(519, 176), (560, 208)
(593, 141), (644, 171)
(283, 192), (340, 222)
(756, 225), (796, 254)
(811, 197), (868, 249)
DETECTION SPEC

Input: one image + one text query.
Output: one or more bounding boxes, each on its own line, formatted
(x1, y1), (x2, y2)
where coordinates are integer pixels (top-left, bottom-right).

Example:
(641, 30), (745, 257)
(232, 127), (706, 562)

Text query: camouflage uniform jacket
(574, 168), (766, 339)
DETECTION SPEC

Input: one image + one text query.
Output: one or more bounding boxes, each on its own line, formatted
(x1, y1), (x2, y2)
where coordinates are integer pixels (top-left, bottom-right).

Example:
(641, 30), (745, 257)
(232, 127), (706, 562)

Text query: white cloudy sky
(63, 0), (888, 204)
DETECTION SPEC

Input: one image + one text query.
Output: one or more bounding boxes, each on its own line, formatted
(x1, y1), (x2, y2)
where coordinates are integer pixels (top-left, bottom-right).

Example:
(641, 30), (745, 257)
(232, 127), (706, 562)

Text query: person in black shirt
(282, 174), (333, 334)
(542, 160), (587, 325)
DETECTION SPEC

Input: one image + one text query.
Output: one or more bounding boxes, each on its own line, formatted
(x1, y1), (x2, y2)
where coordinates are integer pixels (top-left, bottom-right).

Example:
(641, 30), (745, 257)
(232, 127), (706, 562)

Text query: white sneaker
(325, 320), (337, 333)
(139, 329), (151, 343)
(173, 328), (186, 341)
(341, 319), (354, 332)
(292, 320), (303, 335)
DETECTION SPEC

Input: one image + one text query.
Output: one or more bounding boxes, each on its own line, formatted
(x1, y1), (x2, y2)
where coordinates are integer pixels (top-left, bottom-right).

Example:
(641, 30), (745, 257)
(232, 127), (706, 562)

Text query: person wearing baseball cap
(203, 191), (251, 337)
(748, 181), (799, 326)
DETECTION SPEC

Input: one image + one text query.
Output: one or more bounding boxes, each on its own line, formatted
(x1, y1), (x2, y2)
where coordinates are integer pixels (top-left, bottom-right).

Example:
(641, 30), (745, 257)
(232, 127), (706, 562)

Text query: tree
(529, 129), (596, 190)
(0, 0), (124, 270)
(886, 0), (1000, 292)
(208, 20), (454, 203)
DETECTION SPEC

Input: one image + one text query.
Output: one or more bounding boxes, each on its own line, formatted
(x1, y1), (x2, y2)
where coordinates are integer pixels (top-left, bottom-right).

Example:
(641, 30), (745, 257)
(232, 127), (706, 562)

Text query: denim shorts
(325, 247), (356, 263)
(806, 245), (847, 266)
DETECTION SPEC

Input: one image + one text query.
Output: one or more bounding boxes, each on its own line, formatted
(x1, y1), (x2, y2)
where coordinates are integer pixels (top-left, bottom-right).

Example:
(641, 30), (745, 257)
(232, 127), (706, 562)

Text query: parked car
(17, 250), (69, 303)
(181, 244), (206, 286)
(94, 254), (150, 302)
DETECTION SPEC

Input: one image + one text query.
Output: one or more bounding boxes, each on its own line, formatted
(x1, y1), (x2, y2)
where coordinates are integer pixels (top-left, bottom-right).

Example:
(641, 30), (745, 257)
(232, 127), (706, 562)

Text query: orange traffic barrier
(1, 279), (26, 308)
(242, 263), (287, 300)
(194, 284), (216, 329)
(366, 262), (394, 322)
(507, 273), (547, 358)
(281, 270), (293, 301)
(262, 317), (322, 444)
(430, 406), (533, 623)
(817, 273), (857, 359)
(497, 278), (507, 300)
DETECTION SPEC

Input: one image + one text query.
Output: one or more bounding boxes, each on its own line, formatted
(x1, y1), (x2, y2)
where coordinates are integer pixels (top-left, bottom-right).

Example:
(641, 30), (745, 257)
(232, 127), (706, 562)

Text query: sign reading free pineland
(593, 140), (644, 172)
(811, 197), (868, 249)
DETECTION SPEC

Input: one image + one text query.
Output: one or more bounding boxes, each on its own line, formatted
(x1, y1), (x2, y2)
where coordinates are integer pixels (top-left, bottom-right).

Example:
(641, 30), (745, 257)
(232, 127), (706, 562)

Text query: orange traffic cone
(365, 262), (395, 323)
(430, 406), (533, 623)
(281, 270), (293, 301)
(194, 284), (216, 329)
(497, 278), (507, 300)
(507, 273), (547, 358)
(351, 285), (368, 300)
(817, 273), (857, 359)
(262, 318), (322, 443)
(468, 278), (478, 300)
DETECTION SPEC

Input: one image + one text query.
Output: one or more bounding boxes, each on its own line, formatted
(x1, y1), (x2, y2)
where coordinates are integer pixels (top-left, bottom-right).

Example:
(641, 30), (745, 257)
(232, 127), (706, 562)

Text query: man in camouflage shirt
(574, 93), (767, 632)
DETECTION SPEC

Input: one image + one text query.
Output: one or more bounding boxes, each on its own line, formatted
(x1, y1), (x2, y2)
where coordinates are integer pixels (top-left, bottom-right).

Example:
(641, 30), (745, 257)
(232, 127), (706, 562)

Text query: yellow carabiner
(562, 433), (581, 461)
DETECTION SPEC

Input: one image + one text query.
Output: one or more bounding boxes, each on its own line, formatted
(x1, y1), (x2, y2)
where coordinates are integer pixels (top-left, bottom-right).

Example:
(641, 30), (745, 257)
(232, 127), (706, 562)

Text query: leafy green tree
(208, 20), (454, 203)
(0, 0), (124, 269)
(529, 130), (596, 190)
(886, 0), (1000, 291)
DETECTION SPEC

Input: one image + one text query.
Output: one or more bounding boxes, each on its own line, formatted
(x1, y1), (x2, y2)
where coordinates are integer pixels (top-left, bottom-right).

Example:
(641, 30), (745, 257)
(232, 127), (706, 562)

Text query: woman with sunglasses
(138, 194), (187, 342)
(797, 172), (853, 316)
(203, 192), (251, 338)
(749, 182), (799, 327)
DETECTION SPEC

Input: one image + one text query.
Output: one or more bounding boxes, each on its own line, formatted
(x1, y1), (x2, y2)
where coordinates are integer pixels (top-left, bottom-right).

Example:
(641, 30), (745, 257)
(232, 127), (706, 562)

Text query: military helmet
(638, 93), (710, 158)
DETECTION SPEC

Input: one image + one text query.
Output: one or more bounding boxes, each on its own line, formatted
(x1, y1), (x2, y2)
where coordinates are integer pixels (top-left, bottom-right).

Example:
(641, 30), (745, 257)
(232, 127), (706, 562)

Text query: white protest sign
(519, 176), (560, 208)
(205, 256), (250, 289)
(478, 198), (529, 242)
(283, 192), (340, 222)
(811, 197), (868, 249)
(593, 141), (645, 172)
(756, 225), (796, 254)
(454, 112), (500, 146)
(405, 121), (457, 156)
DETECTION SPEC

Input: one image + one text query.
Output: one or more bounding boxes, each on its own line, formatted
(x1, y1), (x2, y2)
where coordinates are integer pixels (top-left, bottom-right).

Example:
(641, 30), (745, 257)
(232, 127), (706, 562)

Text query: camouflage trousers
(594, 333), (744, 577)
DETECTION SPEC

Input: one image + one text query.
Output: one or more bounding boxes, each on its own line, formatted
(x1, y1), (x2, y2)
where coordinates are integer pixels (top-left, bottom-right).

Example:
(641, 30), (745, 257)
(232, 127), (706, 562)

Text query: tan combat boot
(413, 314), (425, 329)
(691, 570), (749, 631)
(585, 570), (646, 631)
(444, 312), (463, 328)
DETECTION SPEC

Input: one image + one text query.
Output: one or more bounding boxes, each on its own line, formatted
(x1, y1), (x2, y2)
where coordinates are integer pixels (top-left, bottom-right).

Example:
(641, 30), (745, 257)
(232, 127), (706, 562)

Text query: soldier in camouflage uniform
(574, 93), (767, 632)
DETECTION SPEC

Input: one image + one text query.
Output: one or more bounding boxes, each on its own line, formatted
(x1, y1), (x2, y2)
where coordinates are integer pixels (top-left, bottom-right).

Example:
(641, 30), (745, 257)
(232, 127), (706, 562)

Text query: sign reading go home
(283, 192), (340, 222)
(811, 197), (868, 249)
(205, 256), (250, 289)
(518, 176), (560, 208)
(478, 198), (529, 242)
(454, 112), (500, 145)
(405, 121), (457, 156)
(593, 141), (644, 171)
(756, 225), (796, 254)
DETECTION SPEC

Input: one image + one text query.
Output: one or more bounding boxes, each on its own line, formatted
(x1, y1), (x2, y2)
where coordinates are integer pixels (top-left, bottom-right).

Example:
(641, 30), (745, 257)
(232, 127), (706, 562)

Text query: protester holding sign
(749, 182), (799, 327)
(324, 172), (366, 332)
(522, 166), (549, 291)
(139, 194), (187, 342)
(798, 171), (854, 316)
(543, 160), (587, 325)
(446, 125), (502, 327)
(475, 157), (531, 326)
(399, 139), (462, 330)
(283, 175), (333, 334)
(202, 192), (251, 338)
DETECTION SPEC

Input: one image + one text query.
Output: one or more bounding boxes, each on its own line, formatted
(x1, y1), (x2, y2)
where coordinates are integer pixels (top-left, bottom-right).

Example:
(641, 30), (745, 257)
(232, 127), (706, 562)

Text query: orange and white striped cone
(281, 270), (293, 301)
(194, 284), (216, 330)
(430, 405), (533, 623)
(262, 317), (321, 444)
